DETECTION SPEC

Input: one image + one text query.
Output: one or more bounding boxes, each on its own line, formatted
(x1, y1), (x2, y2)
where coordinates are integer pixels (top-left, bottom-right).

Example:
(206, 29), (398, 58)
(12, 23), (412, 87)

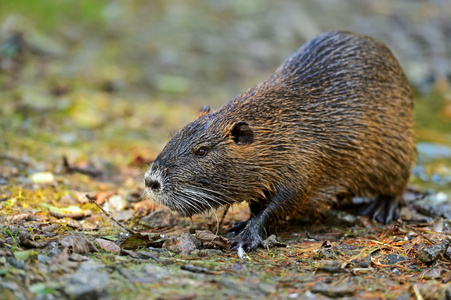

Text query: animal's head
(144, 105), (267, 217)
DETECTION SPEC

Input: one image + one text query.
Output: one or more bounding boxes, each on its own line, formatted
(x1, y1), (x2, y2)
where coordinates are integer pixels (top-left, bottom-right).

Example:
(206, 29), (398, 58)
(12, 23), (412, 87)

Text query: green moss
(0, 0), (106, 32)
(414, 92), (451, 140)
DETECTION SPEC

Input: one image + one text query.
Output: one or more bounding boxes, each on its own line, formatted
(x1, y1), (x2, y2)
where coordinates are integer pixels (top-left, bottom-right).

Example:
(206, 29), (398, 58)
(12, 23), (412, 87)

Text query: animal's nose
(145, 178), (161, 192)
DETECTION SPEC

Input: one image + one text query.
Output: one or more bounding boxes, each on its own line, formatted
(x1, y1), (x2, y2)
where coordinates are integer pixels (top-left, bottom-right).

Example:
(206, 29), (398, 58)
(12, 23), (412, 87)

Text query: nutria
(144, 31), (415, 251)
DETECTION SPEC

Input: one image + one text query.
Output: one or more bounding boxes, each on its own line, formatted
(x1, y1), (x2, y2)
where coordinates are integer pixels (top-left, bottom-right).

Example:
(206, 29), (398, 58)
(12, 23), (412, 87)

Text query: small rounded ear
(231, 121), (254, 145)
(197, 106), (210, 119)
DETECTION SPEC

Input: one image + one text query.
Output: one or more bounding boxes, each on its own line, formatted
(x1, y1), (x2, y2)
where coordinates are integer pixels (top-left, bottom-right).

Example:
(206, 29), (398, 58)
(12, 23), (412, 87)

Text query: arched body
(145, 31), (415, 251)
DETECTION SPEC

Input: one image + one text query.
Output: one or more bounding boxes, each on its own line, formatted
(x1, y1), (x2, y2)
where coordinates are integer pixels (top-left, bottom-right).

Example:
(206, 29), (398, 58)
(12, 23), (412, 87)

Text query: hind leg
(359, 195), (399, 224)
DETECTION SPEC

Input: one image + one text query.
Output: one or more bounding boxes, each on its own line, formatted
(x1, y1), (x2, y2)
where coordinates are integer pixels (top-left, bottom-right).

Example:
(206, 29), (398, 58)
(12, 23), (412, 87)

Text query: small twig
(63, 156), (102, 177)
(86, 194), (136, 235)
(218, 204), (230, 228)
(406, 225), (436, 245)
(412, 284), (424, 300)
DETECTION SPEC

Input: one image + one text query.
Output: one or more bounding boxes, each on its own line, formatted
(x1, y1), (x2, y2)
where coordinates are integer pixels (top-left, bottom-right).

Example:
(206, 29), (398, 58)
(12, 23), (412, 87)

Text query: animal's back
(220, 30), (415, 217)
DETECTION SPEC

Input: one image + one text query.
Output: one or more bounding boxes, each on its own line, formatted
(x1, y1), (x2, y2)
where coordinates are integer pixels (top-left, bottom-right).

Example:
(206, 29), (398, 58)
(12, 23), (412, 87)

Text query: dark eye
(195, 146), (208, 157)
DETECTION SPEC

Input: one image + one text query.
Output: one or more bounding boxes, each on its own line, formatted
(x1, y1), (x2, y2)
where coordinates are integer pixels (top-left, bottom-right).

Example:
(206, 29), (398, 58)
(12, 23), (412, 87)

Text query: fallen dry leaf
(44, 204), (92, 220)
(195, 230), (231, 251)
(120, 233), (166, 249)
(95, 238), (121, 253)
(59, 235), (97, 254)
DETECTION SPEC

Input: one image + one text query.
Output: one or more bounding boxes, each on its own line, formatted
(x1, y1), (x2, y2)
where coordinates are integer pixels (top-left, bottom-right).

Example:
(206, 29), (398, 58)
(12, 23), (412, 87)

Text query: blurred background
(0, 0), (450, 189)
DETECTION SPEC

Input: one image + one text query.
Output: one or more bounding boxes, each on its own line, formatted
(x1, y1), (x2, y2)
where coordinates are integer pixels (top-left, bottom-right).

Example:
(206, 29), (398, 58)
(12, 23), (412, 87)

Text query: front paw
(227, 220), (248, 235)
(230, 227), (263, 252)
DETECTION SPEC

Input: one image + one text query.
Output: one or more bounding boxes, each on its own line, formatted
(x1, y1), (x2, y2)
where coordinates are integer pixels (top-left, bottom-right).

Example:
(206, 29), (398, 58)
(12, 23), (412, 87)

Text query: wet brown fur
(145, 31), (415, 250)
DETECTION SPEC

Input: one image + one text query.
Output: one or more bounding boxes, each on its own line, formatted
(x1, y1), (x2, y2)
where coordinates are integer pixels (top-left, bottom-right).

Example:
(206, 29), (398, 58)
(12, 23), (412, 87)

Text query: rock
(112, 210), (133, 222)
(6, 257), (25, 269)
(120, 249), (159, 260)
(413, 192), (451, 219)
(311, 282), (355, 298)
(103, 195), (126, 211)
(416, 240), (450, 263)
(139, 209), (177, 228)
(381, 253), (409, 265)
(162, 233), (198, 255)
(261, 235), (287, 248)
(30, 172), (55, 184)
(120, 264), (168, 284)
(64, 267), (108, 300)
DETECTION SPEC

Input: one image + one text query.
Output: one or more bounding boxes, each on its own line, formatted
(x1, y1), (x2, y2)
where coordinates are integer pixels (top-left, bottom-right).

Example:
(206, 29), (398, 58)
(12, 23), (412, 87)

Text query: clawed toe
(359, 196), (399, 224)
(230, 234), (262, 252)
(229, 222), (263, 252)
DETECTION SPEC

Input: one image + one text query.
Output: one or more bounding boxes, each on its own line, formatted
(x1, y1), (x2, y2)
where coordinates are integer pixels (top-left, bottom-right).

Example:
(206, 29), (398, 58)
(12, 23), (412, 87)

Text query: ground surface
(1, 1), (451, 299)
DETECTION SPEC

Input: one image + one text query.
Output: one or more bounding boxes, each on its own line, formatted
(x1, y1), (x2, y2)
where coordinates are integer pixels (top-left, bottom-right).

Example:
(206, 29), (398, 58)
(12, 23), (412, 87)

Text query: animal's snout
(145, 177), (162, 192)
(144, 163), (164, 193)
